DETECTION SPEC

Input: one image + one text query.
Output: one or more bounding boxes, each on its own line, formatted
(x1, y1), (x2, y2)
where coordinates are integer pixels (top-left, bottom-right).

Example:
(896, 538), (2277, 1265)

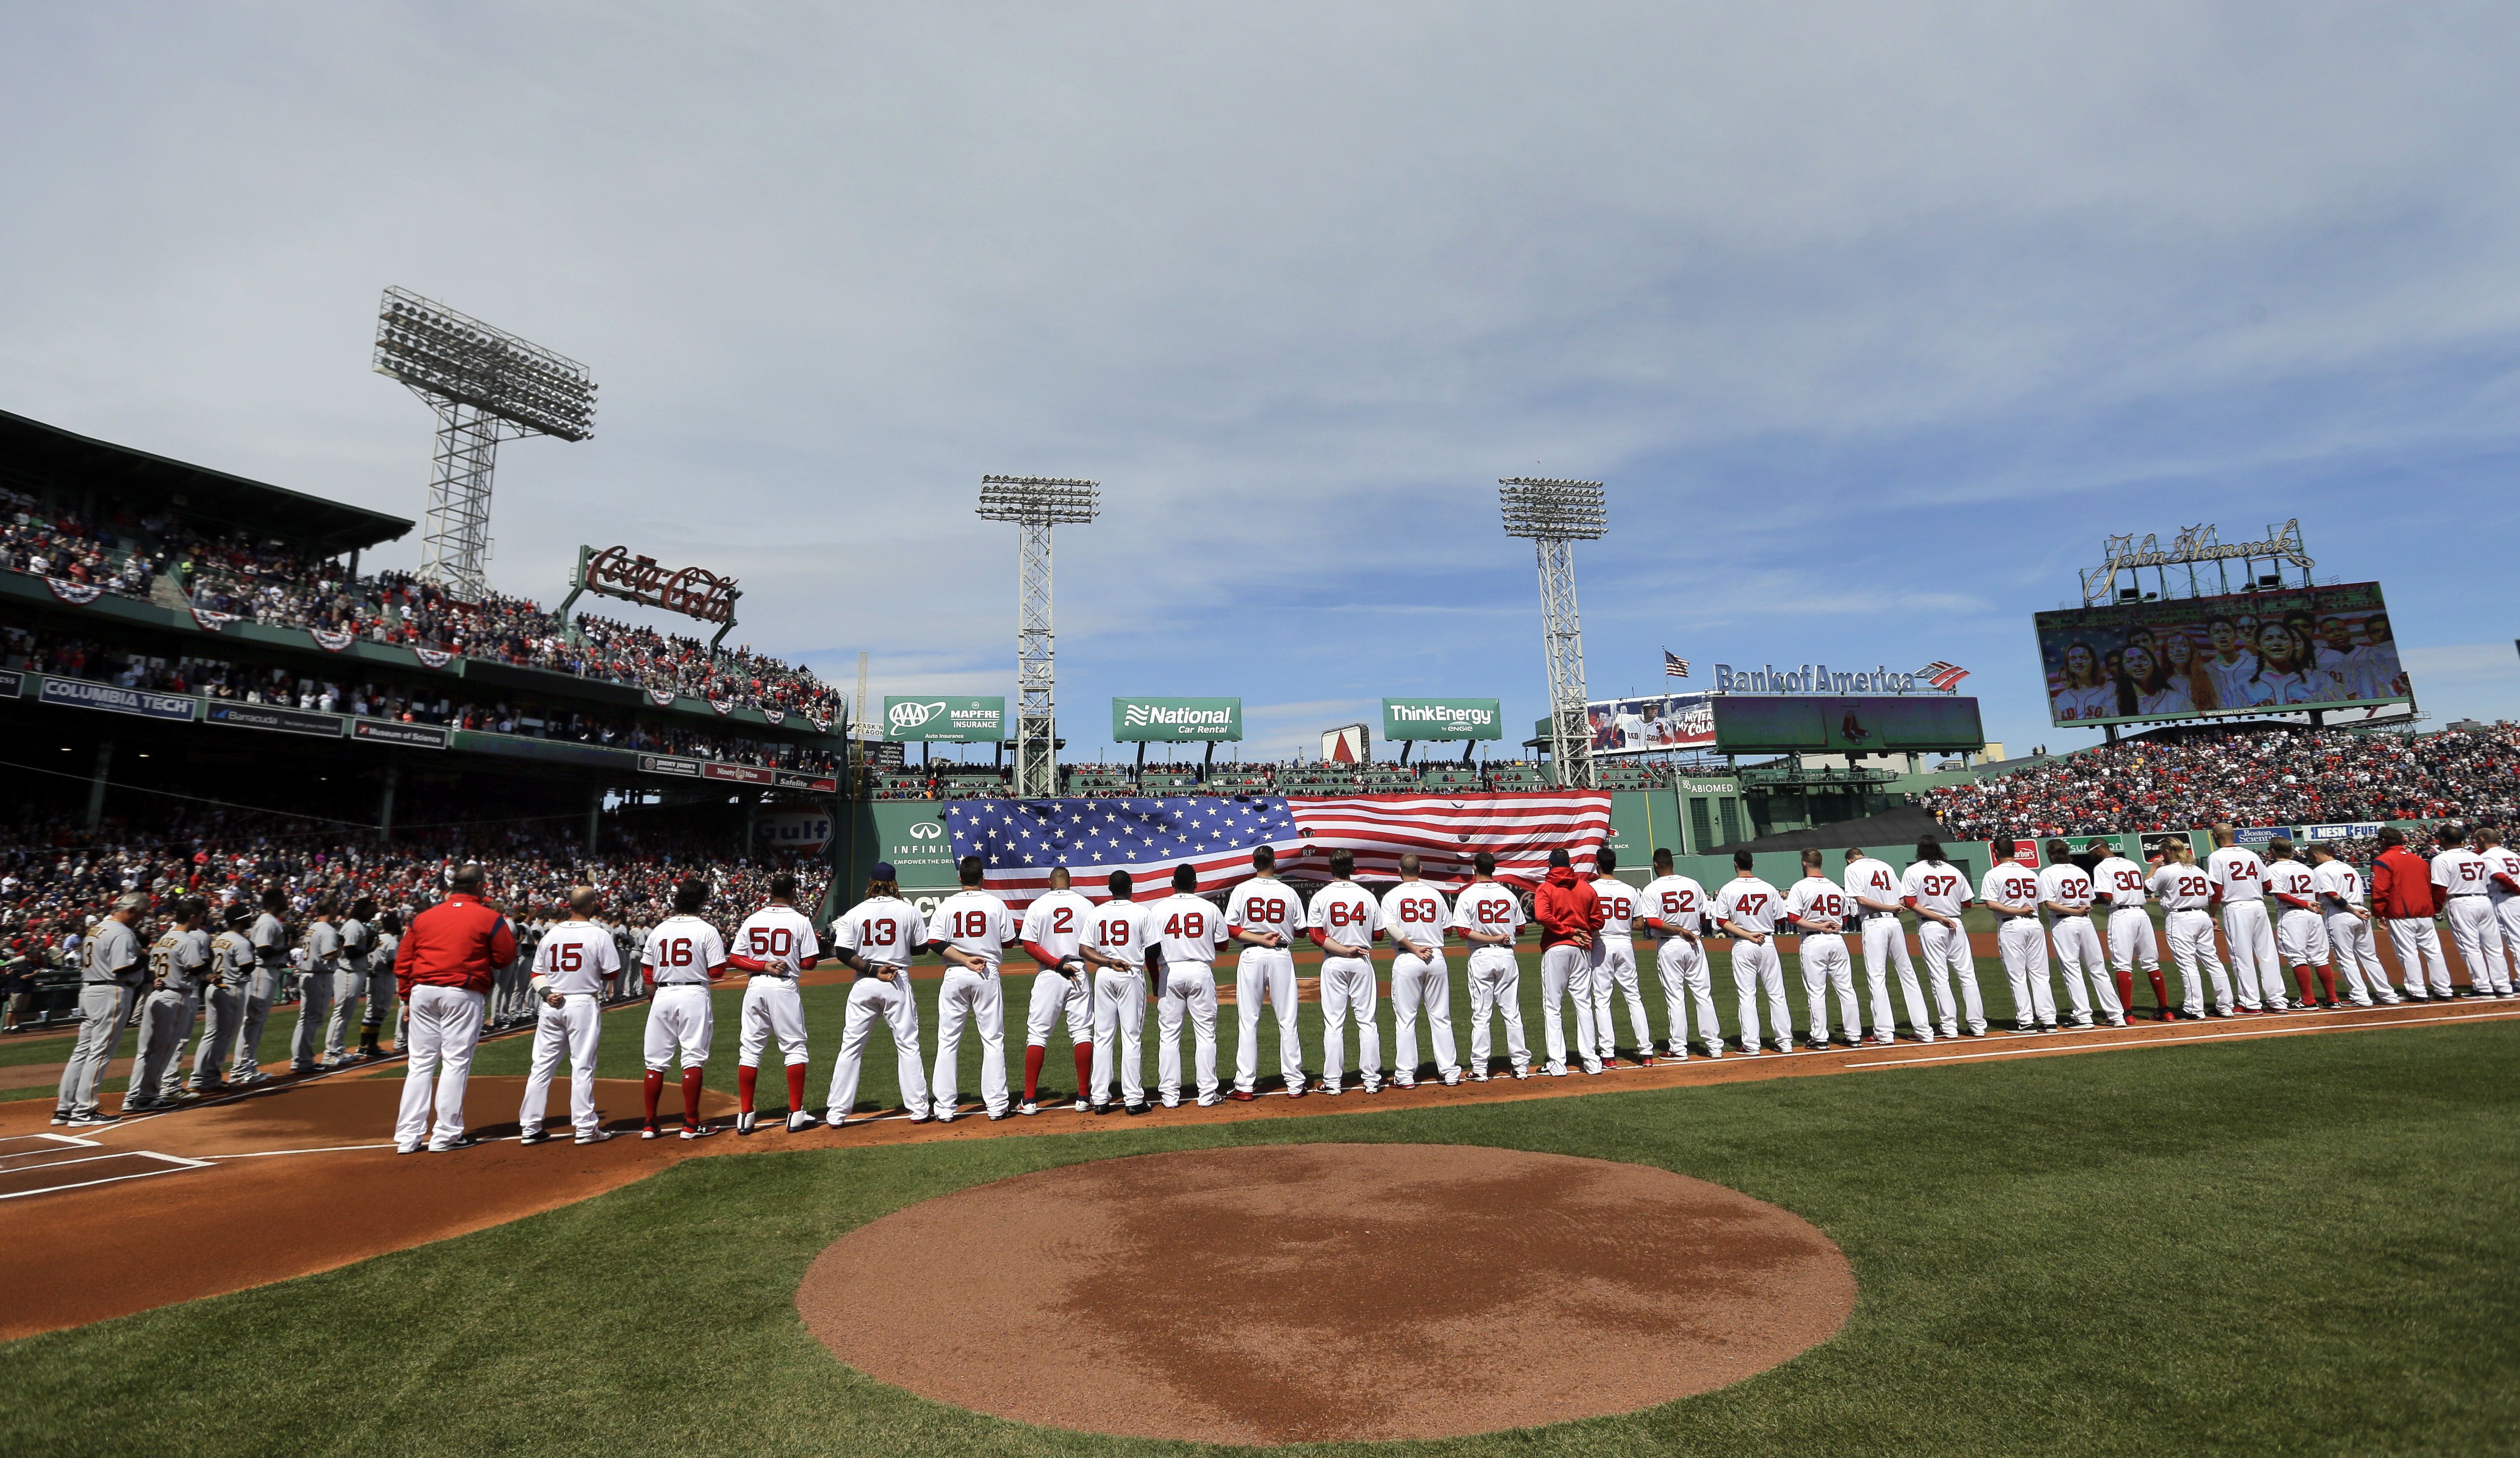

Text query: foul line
(0, 1150), (215, 1201)
(1843, 1007), (2520, 1070)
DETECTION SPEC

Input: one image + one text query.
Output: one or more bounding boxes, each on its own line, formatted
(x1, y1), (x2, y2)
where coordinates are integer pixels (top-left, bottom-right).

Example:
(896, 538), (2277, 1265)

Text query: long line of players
(385, 821), (2520, 1148)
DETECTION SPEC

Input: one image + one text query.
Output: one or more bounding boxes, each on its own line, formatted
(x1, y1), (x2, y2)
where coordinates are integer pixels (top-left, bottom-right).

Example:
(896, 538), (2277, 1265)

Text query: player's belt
(2447, 892), (2487, 899)
(1996, 913), (2036, 922)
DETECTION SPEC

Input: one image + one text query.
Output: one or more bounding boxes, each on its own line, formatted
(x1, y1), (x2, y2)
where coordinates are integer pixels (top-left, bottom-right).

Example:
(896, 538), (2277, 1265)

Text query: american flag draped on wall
(943, 792), (1613, 910)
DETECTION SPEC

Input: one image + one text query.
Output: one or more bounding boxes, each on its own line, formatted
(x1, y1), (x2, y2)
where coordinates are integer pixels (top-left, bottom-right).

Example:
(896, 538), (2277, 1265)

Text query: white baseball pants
(1654, 939), (1721, 1057)
(1089, 968), (1147, 1107)
(1796, 934), (1858, 1043)
(1728, 938), (1791, 1048)
(643, 985), (714, 1070)
(1464, 946), (1529, 1073)
(2385, 918), (2454, 998)
(1587, 939), (1652, 1057)
(2221, 900), (2286, 1009)
(829, 972), (930, 1119)
(1389, 952), (1458, 1081)
(2324, 911), (2389, 1004)
(1996, 918), (2054, 1029)
(520, 992), (603, 1135)
(1538, 944), (1599, 1073)
(1155, 964), (1220, 1103)
(932, 967), (1008, 1118)
(1025, 966), (1092, 1048)
(2048, 916), (2119, 1025)
(738, 977), (811, 1067)
(1317, 954), (1383, 1091)
(1859, 916), (1931, 1040)
(129, 987), (197, 1104)
(2495, 899), (2520, 993)
(288, 969), (334, 1070)
(1914, 920), (1984, 1035)
(2104, 908), (2160, 975)
(1232, 947), (1303, 1094)
(2161, 909), (2233, 1016)
(2275, 909), (2332, 974)
(395, 983), (485, 1150)
(2444, 898), (2510, 995)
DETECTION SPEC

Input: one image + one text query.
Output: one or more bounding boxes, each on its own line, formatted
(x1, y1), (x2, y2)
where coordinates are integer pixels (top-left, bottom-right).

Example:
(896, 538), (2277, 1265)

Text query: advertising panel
(351, 719), (449, 749)
(882, 695), (1006, 742)
(1321, 724), (1369, 763)
(37, 676), (197, 723)
(205, 702), (345, 738)
(1583, 693), (1714, 755)
(0, 668), (22, 697)
(1112, 696), (1242, 742)
(1709, 695), (1985, 754)
(753, 810), (834, 853)
(1381, 698), (1504, 741)
(2031, 581), (2409, 728)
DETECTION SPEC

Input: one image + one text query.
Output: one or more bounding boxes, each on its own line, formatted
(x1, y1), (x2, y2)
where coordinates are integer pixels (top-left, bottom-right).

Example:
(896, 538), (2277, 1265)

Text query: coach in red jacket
(1533, 849), (1607, 1077)
(392, 863), (517, 1153)
(2370, 829), (2453, 1000)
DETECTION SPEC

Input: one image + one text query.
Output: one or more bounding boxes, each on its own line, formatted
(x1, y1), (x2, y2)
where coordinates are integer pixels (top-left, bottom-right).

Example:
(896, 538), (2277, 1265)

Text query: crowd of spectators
(1927, 723), (2520, 842)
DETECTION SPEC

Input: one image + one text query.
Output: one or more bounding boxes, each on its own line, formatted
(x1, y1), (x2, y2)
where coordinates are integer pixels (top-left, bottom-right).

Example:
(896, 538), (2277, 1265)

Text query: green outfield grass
(4, 1021), (2513, 1456)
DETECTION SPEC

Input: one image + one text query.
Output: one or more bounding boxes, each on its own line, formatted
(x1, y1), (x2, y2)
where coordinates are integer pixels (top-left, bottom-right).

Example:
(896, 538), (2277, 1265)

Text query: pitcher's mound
(796, 1143), (1854, 1443)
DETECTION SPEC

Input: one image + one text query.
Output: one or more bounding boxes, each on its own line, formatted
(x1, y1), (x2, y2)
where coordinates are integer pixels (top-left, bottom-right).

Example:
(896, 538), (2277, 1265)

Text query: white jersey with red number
(2036, 863), (2096, 913)
(1588, 877), (1637, 941)
(1086, 899), (1149, 972)
(1842, 855), (1903, 911)
(2433, 848), (2494, 899)
(1981, 861), (2044, 914)
(930, 889), (1016, 971)
(2480, 846), (2520, 903)
(1901, 860), (1973, 918)
(2267, 860), (2322, 912)
(1784, 876), (1849, 936)
(2091, 856), (2150, 909)
(1224, 877), (1303, 946)
(2310, 859), (2366, 912)
(1637, 874), (1709, 939)
(1306, 880), (1383, 953)
(731, 905), (820, 976)
(533, 919), (621, 997)
(1018, 889), (1095, 963)
(834, 897), (925, 972)
(641, 913), (728, 986)
(2207, 846), (2268, 903)
(1380, 881), (1451, 956)
(1143, 894), (1228, 968)
(1451, 882), (1526, 943)
(2147, 862), (2214, 911)
(1713, 877), (1784, 936)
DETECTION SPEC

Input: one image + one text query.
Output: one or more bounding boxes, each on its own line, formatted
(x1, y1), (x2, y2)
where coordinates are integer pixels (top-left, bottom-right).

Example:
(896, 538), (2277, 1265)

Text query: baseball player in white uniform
(729, 872), (821, 1134)
(1713, 851), (1794, 1053)
(1452, 852), (1530, 1079)
(1144, 864), (1229, 1107)
(128, 898), (210, 1111)
(1981, 848), (2057, 1033)
(2039, 842), (2122, 1028)
(1902, 840), (1984, 1037)
(2090, 846), (2167, 1020)
(1382, 853), (1459, 1087)
(2432, 826), (2513, 997)
(519, 886), (620, 1145)
(639, 878), (727, 1139)
(1017, 866), (1097, 1115)
(825, 864), (934, 1127)
(1639, 847), (1719, 1059)
(1784, 850), (1859, 1049)
(1223, 847), (1306, 1100)
(2147, 842), (2234, 1018)
(1084, 871), (1152, 1114)
(2308, 844), (2390, 1006)
(1585, 849), (1654, 1063)
(2207, 827), (2289, 1012)
(1842, 847), (1931, 1044)
(927, 857), (1016, 1122)
(2265, 839), (2338, 1008)
(2477, 827), (2520, 996)
(1306, 850), (1386, 1094)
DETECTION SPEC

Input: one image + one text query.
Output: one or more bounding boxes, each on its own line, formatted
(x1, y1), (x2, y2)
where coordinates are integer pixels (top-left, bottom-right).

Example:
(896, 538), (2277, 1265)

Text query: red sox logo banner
(579, 546), (738, 625)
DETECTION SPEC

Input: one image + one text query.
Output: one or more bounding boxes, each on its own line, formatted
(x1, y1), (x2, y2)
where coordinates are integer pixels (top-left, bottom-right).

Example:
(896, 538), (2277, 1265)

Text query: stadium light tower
(373, 287), (596, 600)
(978, 475), (1100, 798)
(1500, 477), (1607, 790)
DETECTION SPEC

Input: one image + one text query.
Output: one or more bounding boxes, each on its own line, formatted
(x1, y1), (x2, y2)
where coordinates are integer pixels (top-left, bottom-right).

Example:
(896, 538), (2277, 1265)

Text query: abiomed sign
(1113, 696), (1242, 742)
(883, 696), (1006, 743)
(1382, 698), (1502, 741)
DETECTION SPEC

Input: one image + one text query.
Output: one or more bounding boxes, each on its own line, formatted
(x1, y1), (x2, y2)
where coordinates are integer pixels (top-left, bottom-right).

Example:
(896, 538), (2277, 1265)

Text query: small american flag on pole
(1662, 650), (1690, 678)
(1919, 661), (1970, 691)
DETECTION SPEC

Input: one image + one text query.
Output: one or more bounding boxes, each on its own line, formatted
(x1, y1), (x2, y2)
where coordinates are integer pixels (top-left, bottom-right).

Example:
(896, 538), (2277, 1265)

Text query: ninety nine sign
(1112, 696), (1242, 742)
(883, 695), (1006, 742)
(576, 546), (738, 625)
(1382, 698), (1503, 741)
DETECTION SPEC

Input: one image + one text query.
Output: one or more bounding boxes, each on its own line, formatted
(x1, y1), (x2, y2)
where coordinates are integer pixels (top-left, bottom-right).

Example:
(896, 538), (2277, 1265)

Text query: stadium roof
(0, 408), (412, 555)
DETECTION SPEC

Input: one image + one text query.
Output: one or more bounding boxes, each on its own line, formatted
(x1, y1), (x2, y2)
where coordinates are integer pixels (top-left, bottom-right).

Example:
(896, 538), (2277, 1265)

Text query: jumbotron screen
(2031, 581), (2409, 729)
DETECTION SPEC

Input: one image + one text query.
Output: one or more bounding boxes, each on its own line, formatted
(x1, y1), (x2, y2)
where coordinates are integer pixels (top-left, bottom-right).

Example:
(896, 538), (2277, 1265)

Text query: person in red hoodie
(2370, 827), (2452, 1000)
(1533, 848), (1605, 1077)
(392, 862), (516, 1154)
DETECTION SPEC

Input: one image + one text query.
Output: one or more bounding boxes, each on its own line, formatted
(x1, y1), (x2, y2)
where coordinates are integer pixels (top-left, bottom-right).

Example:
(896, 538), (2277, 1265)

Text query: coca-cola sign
(578, 545), (739, 624)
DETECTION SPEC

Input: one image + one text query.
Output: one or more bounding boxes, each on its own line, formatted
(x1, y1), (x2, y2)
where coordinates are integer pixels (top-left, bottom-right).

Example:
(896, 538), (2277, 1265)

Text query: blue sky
(4, 4), (2515, 761)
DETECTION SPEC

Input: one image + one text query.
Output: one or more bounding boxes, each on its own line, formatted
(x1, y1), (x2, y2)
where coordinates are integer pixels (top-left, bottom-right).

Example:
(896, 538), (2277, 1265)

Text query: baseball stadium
(8, 14), (2520, 1458)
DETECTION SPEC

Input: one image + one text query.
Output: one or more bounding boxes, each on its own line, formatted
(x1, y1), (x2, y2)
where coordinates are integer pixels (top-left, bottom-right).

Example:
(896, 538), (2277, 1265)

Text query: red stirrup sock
(2316, 966), (2337, 1003)
(1073, 1043), (1094, 1098)
(2147, 970), (2171, 1014)
(1023, 1044), (1046, 1100)
(2293, 967), (2319, 1005)
(681, 1068), (705, 1126)
(737, 1064), (758, 1114)
(2113, 972), (2134, 1013)
(786, 1063), (807, 1112)
(642, 1069), (665, 1123)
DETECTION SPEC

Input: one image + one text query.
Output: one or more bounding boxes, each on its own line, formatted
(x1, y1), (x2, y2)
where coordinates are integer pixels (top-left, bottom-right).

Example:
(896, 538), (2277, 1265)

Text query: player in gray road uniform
(367, 913), (402, 1051)
(323, 898), (383, 1062)
(290, 896), (343, 1072)
(54, 893), (148, 1126)
(188, 906), (257, 1093)
(129, 897), (212, 1110)
(229, 888), (292, 1085)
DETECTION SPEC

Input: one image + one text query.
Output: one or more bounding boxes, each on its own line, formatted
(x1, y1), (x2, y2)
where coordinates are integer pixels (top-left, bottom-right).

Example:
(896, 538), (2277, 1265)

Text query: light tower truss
(1500, 477), (1608, 790)
(977, 475), (1100, 799)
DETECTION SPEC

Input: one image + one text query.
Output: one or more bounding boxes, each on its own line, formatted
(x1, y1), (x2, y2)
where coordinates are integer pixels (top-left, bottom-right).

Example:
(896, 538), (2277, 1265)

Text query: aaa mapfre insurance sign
(883, 695), (1005, 742)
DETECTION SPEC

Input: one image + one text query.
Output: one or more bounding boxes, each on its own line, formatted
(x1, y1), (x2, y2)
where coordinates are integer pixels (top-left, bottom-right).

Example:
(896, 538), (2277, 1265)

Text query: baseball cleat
(933, 1112), (957, 1124)
(1018, 1101), (1039, 1116)
(735, 1113), (757, 1136)
(1314, 1081), (1342, 1096)
(1071, 1097), (1091, 1112)
(1636, 1054), (1659, 1067)
(1582, 1064), (1607, 1076)
(68, 1112), (119, 1126)
(987, 1109), (1010, 1121)
(396, 1144), (424, 1154)
(641, 1122), (665, 1140)
(679, 1124), (719, 1140)
(1160, 1097), (1180, 1109)
(1091, 1102), (1116, 1116)
(49, 1109), (72, 1125)
(1468, 1070), (1491, 1082)
(1227, 1090), (1256, 1101)
(1440, 1071), (1463, 1085)
(1122, 1102), (1150, 1116)
(1391, 1077), (1417, 1089)
(430, 1134), (480, 1152)
(518, 1128), (551, 1146)
(1542, 1067), (1568, 1078)
(908, 1112), (934, 1125)
(1511, 1066), (1532, 1080)
(575, 1130), (615, 1145)
(1197, 1093), (1222, 1107)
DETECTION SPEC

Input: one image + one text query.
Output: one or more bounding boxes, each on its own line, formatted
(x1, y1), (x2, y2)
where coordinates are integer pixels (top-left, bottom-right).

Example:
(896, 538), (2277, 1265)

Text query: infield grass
(4, 1020), (2515, 1456)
